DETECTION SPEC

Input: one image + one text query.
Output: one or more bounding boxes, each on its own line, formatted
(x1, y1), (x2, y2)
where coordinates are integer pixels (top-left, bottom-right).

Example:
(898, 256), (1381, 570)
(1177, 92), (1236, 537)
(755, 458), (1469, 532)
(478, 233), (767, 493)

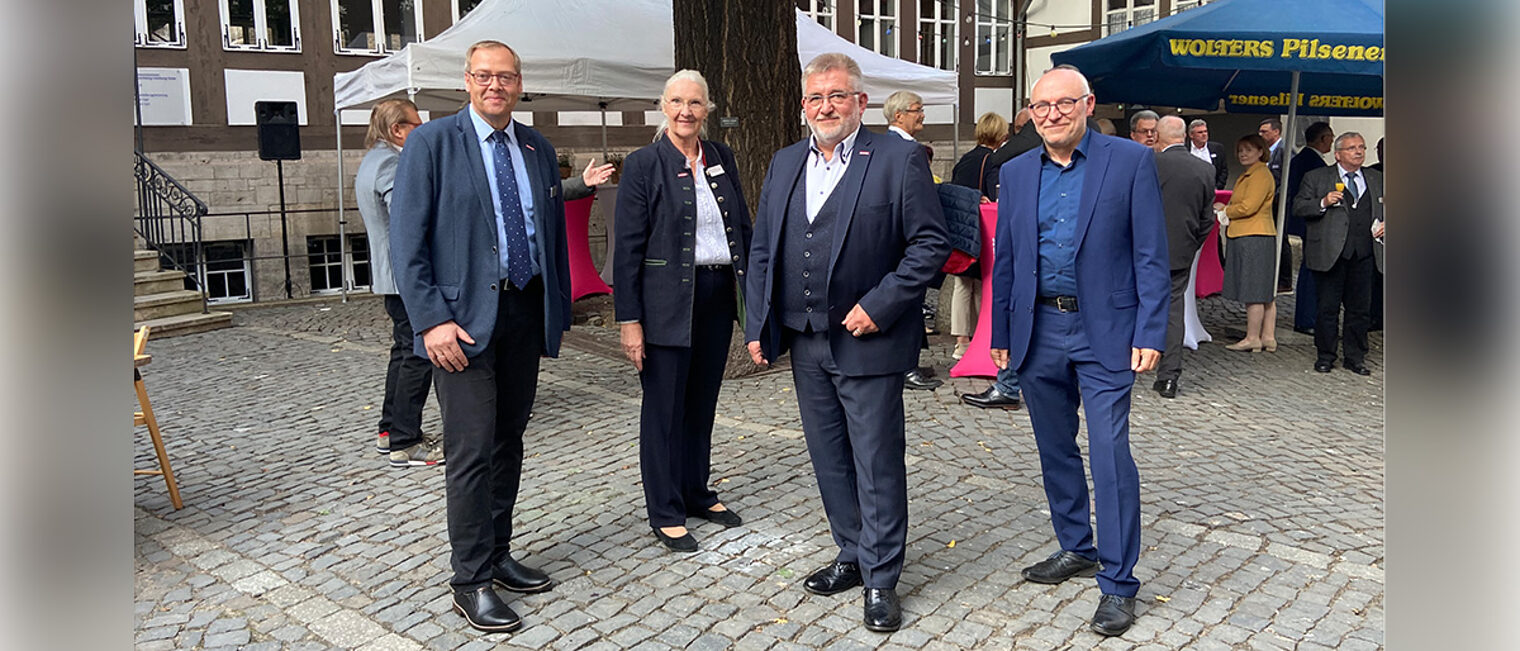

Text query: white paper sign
(136, 67), (193, 126)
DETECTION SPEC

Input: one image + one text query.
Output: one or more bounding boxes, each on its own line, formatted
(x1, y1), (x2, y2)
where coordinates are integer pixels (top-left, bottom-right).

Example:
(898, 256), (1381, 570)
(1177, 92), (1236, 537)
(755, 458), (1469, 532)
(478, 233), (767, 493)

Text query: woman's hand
(620, 322), (646, 371)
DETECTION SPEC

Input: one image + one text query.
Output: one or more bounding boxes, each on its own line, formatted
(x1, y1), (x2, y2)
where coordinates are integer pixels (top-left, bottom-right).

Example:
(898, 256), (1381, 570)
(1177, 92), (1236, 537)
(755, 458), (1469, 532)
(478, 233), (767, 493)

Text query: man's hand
(422, 320), (475, 373)
(1323, 190), (1344, 207)
(990, 348), (1010, 370)
(841, 304), (879, 337)
(620, 322), (646, 371)
(1131, 347), (1161, 373)
(582, 160), (615, 187)
(747, 340), (768, 367)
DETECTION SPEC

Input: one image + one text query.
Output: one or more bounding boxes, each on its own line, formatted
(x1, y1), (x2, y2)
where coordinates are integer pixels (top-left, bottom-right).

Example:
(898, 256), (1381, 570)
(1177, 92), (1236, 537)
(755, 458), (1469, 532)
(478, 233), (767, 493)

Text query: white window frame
(917, 0), (957, 70)
(308, 235), (347, 294)
(331, 0), (425, 56)
(452, 0), (485, 23)
(974, 0), (1013, 76)
(345, 234), (372, 292)
(798, 0), (835, 31)
(219, 0), (302, 52)
(1172, 0), (1208, 14)
(857, 0), (900, 59)
(134, 0), (188, 49)
(1105, 0), (1157, 36)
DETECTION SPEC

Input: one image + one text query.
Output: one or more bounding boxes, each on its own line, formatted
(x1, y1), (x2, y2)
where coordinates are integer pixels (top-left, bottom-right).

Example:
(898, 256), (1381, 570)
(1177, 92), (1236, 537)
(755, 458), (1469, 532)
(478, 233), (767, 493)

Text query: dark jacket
(614, 136), (752, 347)
(981, 127), (1044, 201)
(1155, 145), (1217, 270)
(950, 145), (996, 196)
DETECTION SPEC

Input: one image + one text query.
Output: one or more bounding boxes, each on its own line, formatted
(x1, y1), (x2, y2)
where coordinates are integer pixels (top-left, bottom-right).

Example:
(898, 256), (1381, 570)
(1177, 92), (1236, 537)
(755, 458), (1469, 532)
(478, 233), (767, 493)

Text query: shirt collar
(808, 125), (861, 166)
(887, 125), (916, 142)
(1189, 141), (1207, 152)
(469, 105), (517, 146)
(1336, 163), (1363, 179)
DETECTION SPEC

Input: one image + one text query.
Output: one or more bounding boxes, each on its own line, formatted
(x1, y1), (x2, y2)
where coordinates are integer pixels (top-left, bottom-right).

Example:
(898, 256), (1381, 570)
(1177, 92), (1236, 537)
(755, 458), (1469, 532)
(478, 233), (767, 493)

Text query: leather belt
(1036, 295), (1079, 312)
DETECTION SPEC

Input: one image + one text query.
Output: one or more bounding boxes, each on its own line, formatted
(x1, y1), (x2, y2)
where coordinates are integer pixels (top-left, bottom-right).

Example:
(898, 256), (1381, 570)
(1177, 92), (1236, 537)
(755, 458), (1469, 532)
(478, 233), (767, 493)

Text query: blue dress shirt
(468, 106), (539, 279)
(1035, 130), (1091, 297)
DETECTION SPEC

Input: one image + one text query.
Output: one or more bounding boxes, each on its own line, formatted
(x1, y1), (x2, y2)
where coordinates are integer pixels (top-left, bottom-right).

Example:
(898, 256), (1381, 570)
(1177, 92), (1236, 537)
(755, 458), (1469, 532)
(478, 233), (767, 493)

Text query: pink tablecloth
(1195, 190), (1231, 298)
(950, 203), (1001, 378)
(564, 196), (612, 301)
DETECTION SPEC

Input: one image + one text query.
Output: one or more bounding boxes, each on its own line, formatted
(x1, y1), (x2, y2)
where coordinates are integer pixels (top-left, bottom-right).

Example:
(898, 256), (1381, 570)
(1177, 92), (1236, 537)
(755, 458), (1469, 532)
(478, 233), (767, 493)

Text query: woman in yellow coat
(1216, 134), (1279, 352)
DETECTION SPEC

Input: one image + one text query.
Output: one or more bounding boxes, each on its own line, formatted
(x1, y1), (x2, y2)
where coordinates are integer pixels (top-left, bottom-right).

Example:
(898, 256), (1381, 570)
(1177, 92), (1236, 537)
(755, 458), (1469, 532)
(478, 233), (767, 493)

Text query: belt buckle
(1056, 296), (1077, 312)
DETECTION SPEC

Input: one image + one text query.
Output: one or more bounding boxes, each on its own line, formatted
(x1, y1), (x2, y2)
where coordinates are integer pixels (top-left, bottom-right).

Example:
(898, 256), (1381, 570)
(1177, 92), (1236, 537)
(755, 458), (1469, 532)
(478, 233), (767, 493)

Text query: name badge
(706, 164), (726, 177)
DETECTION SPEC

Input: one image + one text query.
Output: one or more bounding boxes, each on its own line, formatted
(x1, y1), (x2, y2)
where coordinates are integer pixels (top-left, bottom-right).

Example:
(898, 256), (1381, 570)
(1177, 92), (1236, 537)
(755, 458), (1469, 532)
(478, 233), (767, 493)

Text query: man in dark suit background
(1186, 119), (1228, 190)
(391, 40), (567, 633)
(1152, 115), (1217, 399)
(1294, 131), (1383, 376)
(989, 67), (1169, 637)
(1286, 121), (1334, 333)
(745, 53), (949, 633)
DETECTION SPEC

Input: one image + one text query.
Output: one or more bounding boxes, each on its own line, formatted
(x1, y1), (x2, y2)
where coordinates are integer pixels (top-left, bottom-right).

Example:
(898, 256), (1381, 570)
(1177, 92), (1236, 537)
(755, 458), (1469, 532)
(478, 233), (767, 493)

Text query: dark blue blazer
(614, 137), (753, 347)
(390, 109), (572, 359)
(990, 132), (1170, 373)
(744, 127), (950, 377)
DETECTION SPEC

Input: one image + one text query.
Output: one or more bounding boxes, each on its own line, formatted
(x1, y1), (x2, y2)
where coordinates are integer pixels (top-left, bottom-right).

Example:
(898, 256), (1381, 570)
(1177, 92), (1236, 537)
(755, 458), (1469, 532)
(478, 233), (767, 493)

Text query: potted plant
(557, 152), (573, 179)
(606, 153), (625, 184)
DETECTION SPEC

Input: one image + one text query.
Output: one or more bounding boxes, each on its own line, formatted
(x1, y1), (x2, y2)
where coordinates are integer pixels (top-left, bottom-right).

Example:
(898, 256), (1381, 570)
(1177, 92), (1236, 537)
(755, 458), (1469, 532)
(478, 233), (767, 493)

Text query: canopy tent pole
(1272, 70), (1300, 297)
(336, 107), (348, 303)
(951, 101), (960, 161)
(599, 101), (609, 161)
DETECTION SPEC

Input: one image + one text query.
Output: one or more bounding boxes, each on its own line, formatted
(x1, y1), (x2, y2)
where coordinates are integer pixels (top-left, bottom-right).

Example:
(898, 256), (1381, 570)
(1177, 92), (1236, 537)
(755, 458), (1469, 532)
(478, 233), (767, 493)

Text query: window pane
(225, 0), (256, 46)
(336, 0), (375, 51)
(458, 0), (484, 18)
(382, 0), (419, 50)
(146, 0), (180, 43)
(265, 0), (296, 47)
(1108, 0), (1127, 10)
(859, 19), (876, 51)
(1134, 7), (1155, 25)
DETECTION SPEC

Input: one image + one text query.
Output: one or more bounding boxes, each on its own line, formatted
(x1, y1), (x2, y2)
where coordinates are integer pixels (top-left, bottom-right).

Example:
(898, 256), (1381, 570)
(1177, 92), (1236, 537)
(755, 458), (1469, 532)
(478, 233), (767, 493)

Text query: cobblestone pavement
(134, 292), (1383, 650)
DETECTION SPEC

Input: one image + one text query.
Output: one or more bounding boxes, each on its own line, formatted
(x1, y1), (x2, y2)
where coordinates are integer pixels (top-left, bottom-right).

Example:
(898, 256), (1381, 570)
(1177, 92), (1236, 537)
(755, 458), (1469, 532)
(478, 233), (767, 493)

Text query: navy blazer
(744, 127), (950, 377)
(990, 132), (1170, 373)
(390, 109), (572, 359)
(614, 137), (753, 347)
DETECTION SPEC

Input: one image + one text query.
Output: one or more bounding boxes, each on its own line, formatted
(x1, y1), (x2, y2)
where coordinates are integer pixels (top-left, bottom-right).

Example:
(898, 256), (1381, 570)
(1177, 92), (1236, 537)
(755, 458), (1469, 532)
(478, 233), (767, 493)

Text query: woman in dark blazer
(614, 70), (753, 552)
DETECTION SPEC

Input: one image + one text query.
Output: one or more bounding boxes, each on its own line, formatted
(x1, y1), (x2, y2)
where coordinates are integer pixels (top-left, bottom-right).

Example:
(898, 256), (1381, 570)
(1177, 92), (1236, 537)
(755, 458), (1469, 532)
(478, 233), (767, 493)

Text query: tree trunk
(672, 0), (803, 217)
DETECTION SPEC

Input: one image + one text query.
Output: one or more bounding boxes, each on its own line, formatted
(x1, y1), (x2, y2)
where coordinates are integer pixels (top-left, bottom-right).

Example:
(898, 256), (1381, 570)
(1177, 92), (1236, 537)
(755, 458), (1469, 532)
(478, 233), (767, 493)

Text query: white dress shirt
(804, 126), (861, 222)
(688, 148), (731, 265)
(1189, 141), (1213, 165)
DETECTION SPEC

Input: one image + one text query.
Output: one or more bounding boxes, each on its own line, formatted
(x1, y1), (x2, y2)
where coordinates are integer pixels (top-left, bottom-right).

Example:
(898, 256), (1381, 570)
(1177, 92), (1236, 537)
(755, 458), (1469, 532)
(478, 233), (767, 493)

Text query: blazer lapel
(768, 141), (809, 254)
(456, 111), (497, 231)
(1017, 155), (1040, 268)
(828, 128), (874, 272)
(1072, 135), (1113, 254)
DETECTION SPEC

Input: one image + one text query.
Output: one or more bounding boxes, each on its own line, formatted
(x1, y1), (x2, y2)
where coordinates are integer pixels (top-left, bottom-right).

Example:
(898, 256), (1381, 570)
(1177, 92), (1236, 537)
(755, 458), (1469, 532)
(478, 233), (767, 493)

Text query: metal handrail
(134, 150), (209, 313)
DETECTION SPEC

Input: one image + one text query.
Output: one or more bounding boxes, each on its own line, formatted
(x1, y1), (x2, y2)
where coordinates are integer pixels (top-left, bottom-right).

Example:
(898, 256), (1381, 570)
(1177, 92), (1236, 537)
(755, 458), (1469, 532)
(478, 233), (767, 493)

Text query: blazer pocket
(1110, 289), (1138, 309)
(439, 284), (460, 301)
(642, 258), (668, 267)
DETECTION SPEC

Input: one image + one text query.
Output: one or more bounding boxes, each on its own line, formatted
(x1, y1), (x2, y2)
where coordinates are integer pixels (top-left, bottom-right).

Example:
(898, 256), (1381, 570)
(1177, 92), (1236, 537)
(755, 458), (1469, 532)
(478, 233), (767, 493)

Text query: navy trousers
(638, 267), (734, 527)
(1018, 304), (1142, 597)
(381, 295), (433, 450)
(788, 329), (908, 589)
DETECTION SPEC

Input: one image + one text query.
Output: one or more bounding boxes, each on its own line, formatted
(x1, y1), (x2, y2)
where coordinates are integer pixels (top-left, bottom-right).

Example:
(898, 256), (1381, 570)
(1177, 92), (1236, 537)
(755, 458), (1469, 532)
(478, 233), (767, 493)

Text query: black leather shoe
(1346, 363), (1371, 376)
(803, 561), (862, 596)
(1152, 379), (1178, 399)
(653, 526), (698, 553)
(1021, 550), (1100, 584)
(1313, 361), (1334, 373)
(862, 588), (902, 632)
(960, 385), (1022, 409)
(690, 506), (742, 528)
(1091, 594), (1137, 637)
(452, 586), (522, 633)
(491, 557), (552, 594)
(1293, 326), (1315, 335)
(904, 369), (943, 391)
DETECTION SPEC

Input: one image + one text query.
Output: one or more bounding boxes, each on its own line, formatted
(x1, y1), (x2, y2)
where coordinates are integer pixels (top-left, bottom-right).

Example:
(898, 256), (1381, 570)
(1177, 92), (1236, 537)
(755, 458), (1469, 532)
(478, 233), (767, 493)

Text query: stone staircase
(134, 248), (233, 337)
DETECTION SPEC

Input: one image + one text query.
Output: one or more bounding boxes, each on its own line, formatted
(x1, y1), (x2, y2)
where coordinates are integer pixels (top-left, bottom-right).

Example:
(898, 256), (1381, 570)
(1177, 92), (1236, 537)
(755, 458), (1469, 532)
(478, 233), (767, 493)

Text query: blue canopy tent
(1052, 0), (1384, 282)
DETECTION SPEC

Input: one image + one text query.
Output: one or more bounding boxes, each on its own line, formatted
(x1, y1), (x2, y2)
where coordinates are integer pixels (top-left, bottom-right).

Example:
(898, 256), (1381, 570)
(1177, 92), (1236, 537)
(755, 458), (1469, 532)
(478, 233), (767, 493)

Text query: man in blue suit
(745, 53), (949, 633)
(391, 40), (570, 634)
(989, 67), (1169, 637)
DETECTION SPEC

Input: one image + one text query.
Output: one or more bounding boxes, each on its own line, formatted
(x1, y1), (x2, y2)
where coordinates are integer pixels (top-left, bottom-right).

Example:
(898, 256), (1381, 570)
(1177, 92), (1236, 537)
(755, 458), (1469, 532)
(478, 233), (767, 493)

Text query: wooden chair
(134, 326), (183, 509)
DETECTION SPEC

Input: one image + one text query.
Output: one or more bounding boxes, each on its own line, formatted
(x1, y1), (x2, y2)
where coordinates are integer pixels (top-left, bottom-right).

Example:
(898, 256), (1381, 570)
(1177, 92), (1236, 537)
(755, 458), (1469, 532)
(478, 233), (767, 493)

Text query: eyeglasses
(1028, 94), (1090, 118)
(803, 91), (861, 108)
(664, 98), (708, 111)
(468, 71), (521, 86)
(1336, 144), (1367, 152)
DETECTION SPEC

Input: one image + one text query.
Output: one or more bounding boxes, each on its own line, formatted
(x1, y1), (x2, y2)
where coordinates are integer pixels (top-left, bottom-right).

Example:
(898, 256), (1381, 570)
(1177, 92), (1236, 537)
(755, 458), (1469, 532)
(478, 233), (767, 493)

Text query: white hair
(653, 69), (716, 141)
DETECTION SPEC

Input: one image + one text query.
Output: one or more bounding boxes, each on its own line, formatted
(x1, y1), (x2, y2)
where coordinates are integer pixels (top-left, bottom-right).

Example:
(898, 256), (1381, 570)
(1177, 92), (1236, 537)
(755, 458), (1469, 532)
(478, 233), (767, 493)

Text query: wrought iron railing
(134, 150), (209, 313)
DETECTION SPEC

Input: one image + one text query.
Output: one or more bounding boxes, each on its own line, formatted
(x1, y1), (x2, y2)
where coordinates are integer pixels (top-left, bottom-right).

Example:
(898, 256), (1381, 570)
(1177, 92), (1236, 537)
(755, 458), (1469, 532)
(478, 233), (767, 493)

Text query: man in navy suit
(391, 40), (569, 634)
(989, 67), (1169, 637)
(745, 53), (949, 633)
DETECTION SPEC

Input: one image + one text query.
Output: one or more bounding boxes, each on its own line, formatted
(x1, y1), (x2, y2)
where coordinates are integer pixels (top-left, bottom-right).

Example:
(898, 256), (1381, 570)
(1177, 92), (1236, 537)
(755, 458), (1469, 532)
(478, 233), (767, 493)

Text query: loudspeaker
(255, 101), (301, 161)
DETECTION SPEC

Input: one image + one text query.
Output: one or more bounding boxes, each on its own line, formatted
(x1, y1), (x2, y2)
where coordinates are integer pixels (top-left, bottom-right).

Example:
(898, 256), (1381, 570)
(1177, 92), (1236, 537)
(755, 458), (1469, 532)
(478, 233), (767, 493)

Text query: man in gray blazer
(1152, 116), (1217, 398)
(1293, 132), (1383, 376)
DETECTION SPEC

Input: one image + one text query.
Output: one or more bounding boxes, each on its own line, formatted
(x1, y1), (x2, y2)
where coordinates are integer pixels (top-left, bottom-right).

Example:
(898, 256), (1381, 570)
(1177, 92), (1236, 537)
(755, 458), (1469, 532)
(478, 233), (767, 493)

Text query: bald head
(1156, 115), (1187, 148)
(1029, 68), (1095, 154)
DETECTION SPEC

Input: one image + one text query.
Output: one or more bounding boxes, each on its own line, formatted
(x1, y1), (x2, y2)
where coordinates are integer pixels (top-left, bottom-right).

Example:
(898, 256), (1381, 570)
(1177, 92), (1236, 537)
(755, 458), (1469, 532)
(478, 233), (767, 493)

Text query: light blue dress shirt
(468, 106), (539, 279)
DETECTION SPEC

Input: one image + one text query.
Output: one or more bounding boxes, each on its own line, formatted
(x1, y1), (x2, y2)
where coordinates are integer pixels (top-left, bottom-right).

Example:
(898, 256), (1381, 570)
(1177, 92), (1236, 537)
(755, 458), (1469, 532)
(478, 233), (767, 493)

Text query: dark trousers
(434, 277), (544, 591)
(1312, 254), (1374, 367)
(1018, 305), (1142, 597)
(1294, 260), (1318, 331)
(788, 328), (908, 589)
(639, 267), (734, 527)
(1278, 235), (1295, 290)
(1155, 267), (1192, 382)
(1370, 268), (1383, 330)
(381, 294), (433, 450)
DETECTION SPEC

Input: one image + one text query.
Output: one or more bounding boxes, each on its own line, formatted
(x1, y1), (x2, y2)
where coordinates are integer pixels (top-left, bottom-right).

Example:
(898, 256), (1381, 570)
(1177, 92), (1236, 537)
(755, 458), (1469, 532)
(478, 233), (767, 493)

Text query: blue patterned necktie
(490, 130), (533, 289)
(1344, 172), (1359, 208)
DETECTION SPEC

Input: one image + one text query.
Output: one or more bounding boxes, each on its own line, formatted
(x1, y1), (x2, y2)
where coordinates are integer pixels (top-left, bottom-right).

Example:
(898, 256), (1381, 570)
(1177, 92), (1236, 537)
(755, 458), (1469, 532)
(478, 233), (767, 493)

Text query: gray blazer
(356, 142), (402, 294)
(1155, 146), (1217, 271)
(1293, 165), (1384, 272)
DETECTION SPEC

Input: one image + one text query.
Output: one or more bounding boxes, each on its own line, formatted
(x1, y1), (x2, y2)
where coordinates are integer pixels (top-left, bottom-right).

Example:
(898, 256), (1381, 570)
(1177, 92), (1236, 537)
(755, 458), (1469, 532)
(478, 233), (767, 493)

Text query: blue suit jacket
(990, 132), (1170, 373)
(744, 127), (950, 377)
(390, 109), (572, 359)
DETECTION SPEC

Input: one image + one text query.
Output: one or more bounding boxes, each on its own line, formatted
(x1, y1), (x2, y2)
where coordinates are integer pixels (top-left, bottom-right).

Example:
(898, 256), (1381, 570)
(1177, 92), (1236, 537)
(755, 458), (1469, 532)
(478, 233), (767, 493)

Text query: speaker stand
(277, 160), (292, 299)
